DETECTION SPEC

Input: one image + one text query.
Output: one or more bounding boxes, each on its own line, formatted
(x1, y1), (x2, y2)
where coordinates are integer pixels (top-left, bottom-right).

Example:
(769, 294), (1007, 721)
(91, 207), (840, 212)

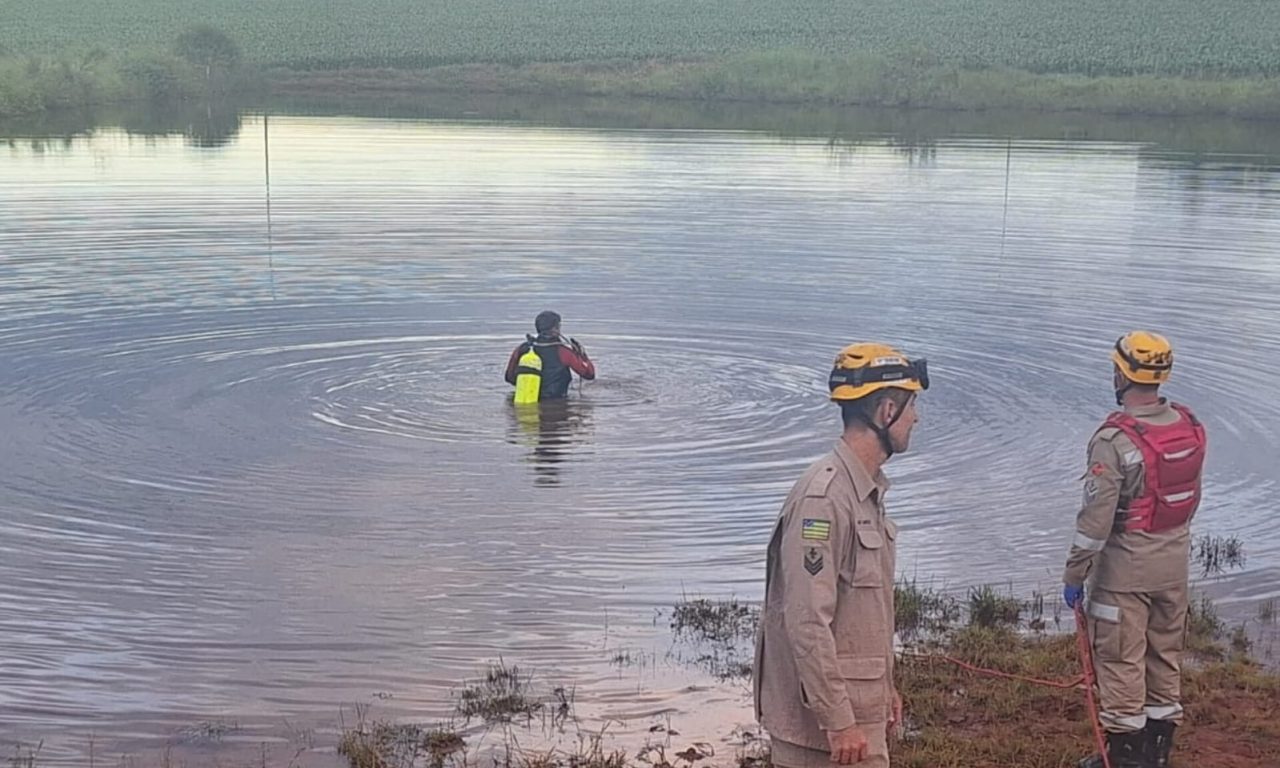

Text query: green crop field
(4, 0), (1280, 77)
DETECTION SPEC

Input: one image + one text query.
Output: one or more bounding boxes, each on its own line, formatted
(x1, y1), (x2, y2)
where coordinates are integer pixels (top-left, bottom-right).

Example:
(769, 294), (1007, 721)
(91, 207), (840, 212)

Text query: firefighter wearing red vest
(1063, 331), (1207, 768)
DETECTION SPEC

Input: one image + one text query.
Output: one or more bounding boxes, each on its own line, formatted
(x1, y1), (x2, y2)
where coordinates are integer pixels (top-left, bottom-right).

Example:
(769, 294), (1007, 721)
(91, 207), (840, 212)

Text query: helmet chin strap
(857, 400), (907, 458)
(1115, 374), (1135, 407)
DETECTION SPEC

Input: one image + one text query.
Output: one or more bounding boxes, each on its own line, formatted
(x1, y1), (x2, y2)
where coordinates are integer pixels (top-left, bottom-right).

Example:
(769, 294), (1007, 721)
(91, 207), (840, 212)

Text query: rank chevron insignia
(804, 547), (824, 575)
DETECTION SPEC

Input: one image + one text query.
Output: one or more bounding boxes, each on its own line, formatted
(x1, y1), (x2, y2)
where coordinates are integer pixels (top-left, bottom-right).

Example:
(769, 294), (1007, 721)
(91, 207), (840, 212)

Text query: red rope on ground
(901, 606), (1112, 768)
(903, 651), (1085, 689)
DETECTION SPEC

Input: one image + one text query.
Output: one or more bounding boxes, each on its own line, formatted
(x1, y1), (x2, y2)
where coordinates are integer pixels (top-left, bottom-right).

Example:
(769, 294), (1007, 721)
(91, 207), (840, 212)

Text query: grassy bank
(15, 52), (1280, 120)
(10, 51), (1279, 120)
(266, 53), (1280, 120)
(5, 585), (1273, 768)
(1, 51), (173, 117)
(326, 586), (1278, 768)
(890, 578), (1279, 767)
(894, 624), (1279, 767)
(0, 27), (252, 117)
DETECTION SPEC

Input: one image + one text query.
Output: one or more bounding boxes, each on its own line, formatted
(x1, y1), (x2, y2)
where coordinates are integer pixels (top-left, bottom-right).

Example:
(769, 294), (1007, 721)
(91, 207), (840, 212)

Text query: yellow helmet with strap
(1112, 331), (1173, 385)
(829, 343), (929, 402)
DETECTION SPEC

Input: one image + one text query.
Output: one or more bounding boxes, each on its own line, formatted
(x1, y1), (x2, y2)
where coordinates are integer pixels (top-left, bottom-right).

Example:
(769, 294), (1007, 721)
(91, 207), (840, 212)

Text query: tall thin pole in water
(999, 136), (1012, 258)
(264, 113), (277, 301)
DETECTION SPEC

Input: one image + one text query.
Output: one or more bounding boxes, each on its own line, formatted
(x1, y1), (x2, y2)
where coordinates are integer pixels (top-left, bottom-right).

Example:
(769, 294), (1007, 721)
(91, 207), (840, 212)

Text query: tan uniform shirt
(1063, 401), (1198, 593)
(754, 440), (897, 750)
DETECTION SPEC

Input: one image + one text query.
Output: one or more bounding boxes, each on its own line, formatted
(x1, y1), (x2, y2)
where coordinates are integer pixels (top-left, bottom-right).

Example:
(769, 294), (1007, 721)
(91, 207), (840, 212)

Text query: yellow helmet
(829, 343), (929, 401)
(1111, 331), (1173, 385)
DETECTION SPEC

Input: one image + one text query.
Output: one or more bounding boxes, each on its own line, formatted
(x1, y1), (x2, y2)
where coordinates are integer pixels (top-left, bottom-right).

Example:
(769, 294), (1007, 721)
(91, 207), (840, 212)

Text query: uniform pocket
(1087, 600), (1123, 662)
(851, 528), (885, 587)
(838, 655), (888, 723)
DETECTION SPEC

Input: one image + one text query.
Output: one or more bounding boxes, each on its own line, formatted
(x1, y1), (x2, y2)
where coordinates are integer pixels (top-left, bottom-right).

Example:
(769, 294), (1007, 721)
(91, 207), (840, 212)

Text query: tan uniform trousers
(771, 728), (889, 768)
(1086, 583), (1188, 733)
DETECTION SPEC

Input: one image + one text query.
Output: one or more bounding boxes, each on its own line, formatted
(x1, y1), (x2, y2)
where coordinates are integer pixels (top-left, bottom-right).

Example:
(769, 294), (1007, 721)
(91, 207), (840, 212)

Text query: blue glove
(1063, 584), (1085, 609)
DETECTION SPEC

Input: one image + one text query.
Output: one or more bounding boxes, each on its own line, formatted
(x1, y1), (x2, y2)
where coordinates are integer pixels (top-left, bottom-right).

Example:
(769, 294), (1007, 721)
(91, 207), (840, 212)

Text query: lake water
(2, 100), (1278, 764)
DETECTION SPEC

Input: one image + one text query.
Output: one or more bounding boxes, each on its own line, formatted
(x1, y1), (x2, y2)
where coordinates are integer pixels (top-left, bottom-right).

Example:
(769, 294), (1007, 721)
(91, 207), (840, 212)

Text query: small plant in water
(1187, 594), (1226, 659)
(424, 728), (467, 768)
(719, 659), (753, 680)
(338, 707), (465, 768)
(1229, 623), (1253, 657)
(967, 584), (1023, 629)
(9, 742), (42, 768)
(895, 578), (961, 638)
(731, 727), (771, 768)
(564, 728), (628, 768)
(176, 720), (240, 744)
(670, 597), (759, 644)
(498, 722), (626, 768)
(669, 597), (759, 680)
(457, 660), (542, 723)
(1257, 598), (1276, 625)
(609, 650), (634, 667)
(1027, 589), (1048, 631)
(1193, 535), (1246, 577)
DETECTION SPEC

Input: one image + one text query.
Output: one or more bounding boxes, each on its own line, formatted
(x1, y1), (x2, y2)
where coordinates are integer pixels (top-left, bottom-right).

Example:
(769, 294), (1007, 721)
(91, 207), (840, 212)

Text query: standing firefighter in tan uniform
(1063, 331), (1207, 768)
(754, 344), (928, 768)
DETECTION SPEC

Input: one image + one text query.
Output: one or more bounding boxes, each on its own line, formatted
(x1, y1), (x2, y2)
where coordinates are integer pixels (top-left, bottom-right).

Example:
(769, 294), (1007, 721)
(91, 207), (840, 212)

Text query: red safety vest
(1103, 403), (1206, 533)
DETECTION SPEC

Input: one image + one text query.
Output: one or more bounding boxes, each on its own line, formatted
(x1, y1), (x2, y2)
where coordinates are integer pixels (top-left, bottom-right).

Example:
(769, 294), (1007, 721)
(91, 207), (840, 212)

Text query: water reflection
(257, 91), (1280, 158)
(178, 100), (243, 148)
(508, 399), (596, 486)
(9, 93), (1280, 160)
(1, 98), (243, 151)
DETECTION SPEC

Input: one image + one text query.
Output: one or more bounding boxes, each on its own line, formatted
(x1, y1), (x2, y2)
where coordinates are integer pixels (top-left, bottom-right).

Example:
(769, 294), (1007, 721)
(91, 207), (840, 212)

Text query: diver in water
(504, 311), (595, 403)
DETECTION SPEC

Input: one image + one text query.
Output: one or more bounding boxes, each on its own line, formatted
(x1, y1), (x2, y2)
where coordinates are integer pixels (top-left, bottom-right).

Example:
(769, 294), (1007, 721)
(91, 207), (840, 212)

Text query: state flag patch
(802, 519), (831, 541)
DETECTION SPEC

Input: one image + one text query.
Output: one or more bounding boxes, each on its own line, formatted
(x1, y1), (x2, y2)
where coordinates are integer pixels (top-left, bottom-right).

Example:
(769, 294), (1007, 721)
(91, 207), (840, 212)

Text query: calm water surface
(2, 104), (1279, 762)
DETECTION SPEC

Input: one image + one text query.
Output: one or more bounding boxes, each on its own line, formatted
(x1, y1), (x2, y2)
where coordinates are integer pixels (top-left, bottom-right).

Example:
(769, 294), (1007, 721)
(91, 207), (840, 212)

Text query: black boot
(1147, 720), (1176, 768)
(1078, 729), (1151, 768)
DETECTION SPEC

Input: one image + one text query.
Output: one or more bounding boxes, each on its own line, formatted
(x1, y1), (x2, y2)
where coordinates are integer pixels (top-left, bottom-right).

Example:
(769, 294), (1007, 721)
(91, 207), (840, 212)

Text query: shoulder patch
(1078, 458), (1121, 481)
(803, 462), (839, 498)
(1083, 477), (1100, 503)
(801, 519), (831, 541)
(1092, 426), (1123, 443)
(1092, 426), (1142, 469)
(804, 547), (824, 575)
